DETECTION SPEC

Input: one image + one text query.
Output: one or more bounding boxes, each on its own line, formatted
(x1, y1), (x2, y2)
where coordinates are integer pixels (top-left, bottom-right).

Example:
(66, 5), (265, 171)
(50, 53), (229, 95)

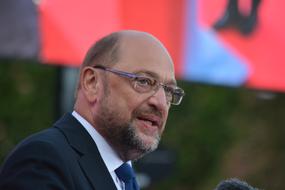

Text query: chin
(137, 132), (160, 152)
(120, 122), (161, 160)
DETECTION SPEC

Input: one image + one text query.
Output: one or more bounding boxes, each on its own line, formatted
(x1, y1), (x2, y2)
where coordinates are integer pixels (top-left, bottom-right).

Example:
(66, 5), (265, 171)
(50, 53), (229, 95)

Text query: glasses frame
(92, 65), (185, 105)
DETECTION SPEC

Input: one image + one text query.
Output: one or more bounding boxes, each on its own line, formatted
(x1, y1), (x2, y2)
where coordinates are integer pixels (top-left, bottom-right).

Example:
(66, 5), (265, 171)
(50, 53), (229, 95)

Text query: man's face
(94, 34), (175, 160)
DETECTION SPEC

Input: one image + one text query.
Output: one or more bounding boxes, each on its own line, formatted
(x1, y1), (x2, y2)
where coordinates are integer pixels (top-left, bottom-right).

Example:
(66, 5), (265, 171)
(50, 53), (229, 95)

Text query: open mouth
(137, 115), (160, 128)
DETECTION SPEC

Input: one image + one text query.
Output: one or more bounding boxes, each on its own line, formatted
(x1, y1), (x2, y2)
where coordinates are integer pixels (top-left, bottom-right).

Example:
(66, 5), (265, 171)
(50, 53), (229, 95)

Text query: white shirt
(72, 111), (130, 190)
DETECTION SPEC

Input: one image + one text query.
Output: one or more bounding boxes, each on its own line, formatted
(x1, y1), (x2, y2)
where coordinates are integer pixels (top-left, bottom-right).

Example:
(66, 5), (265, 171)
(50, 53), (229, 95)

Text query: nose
(147, 86), (170, 114)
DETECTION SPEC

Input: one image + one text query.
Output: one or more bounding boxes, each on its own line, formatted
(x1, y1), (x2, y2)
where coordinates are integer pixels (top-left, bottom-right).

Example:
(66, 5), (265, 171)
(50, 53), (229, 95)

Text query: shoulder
(0, 128), (74, 189)
(13, 127), (66, 154)
(1, 127), (68, 169)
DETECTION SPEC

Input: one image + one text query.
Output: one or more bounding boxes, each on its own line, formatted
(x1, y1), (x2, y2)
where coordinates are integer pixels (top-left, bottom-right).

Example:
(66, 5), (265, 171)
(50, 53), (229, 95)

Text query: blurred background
(1, 0), (285, 189)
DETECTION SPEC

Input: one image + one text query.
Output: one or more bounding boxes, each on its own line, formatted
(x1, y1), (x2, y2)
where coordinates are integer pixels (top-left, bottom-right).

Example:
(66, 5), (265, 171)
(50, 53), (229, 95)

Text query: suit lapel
(54, 113), (117, 190)
(79, 154), (118, 190)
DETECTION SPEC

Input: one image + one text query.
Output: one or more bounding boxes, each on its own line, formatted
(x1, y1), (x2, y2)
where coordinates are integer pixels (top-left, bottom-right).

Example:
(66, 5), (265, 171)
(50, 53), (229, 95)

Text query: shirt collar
(72, 111), (124, 172)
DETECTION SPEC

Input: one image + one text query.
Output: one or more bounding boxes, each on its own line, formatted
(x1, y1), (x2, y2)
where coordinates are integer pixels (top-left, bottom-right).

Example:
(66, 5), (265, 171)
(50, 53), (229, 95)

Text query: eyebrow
(135, 70), (177, 86)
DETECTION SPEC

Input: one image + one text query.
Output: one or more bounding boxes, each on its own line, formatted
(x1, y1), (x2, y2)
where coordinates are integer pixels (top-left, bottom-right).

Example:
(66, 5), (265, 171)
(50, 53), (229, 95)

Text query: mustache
(133, 106), (163, 119)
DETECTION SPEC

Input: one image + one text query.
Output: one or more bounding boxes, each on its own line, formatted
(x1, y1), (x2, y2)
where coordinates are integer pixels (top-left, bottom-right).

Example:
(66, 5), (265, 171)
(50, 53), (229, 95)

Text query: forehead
(115, 33), (176, 84)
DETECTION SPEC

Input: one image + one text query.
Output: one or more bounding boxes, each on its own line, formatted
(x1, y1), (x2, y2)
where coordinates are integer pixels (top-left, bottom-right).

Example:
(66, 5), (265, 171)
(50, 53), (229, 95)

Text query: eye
(162, 86), (174, 99)
(135, 76), (155, 87)
(163, 85), (174, 94)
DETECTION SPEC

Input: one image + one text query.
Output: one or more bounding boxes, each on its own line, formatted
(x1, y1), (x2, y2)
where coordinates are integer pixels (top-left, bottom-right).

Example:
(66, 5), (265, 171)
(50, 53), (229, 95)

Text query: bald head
(119, 30), (171, 58)
(118, 30), (174, 70)
(81, 31), (120, 68)
(81, 30), (173, 69)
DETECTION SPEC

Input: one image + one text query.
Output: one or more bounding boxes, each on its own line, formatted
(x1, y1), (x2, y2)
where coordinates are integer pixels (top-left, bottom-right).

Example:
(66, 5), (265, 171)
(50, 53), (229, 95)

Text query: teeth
(138, 118), (153, 126)
(138, 117), (157, 126)
(145, 120), (153, 126)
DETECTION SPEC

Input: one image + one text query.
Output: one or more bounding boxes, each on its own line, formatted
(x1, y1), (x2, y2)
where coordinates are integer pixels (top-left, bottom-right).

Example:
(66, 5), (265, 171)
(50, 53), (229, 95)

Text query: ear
(80, 67), (99, 103)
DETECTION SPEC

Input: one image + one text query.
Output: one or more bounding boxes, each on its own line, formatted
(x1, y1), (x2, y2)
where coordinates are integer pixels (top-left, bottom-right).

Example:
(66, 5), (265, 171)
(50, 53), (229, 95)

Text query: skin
(74, 30), (176, 161)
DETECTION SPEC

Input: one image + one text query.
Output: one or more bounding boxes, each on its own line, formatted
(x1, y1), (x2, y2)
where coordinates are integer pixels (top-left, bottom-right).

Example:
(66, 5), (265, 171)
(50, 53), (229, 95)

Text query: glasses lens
(162, 85), (175, 104)
(133, 75), (185, 106)
(171, 88), (185, 105)
(133, 76), (156, 92)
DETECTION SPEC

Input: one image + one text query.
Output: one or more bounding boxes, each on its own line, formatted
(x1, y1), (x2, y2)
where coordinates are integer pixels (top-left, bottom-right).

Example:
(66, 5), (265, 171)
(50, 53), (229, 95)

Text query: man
(0, 30), (185, 190)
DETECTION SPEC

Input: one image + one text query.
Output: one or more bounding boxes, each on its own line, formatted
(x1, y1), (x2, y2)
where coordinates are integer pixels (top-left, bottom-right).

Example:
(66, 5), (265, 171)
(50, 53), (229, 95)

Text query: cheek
(117, 88), (144, 111)
(108, 79), (149, 119)
(108, 90), (138, 120)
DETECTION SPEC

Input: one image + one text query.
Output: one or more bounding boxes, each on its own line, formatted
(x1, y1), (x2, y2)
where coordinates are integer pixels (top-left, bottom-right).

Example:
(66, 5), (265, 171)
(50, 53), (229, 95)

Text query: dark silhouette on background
(215, 178), (260, 190)
(213, 0), (262, 35)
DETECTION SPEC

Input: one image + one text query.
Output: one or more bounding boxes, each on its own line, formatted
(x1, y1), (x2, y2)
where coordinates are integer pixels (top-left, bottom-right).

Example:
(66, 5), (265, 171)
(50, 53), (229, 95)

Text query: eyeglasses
(92, 65), (185, 105)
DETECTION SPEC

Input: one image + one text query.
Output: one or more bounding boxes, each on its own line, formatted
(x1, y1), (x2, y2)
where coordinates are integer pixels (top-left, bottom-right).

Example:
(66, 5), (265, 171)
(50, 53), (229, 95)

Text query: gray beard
(94, 95), (160, 161)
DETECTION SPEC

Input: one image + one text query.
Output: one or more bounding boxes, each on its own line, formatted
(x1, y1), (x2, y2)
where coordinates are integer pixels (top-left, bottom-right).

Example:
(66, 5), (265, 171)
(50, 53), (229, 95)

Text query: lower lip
(137, 119), (158, 134)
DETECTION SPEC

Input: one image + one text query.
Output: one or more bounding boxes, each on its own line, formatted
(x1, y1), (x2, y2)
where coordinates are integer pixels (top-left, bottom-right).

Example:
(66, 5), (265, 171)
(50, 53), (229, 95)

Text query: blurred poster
(1, 0), (285, 92)
(185, 0), (285, 91)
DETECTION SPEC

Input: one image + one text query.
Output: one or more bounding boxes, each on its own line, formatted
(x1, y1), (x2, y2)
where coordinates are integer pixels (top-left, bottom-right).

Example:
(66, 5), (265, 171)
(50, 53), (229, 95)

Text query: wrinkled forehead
(116, 32), (176, 84)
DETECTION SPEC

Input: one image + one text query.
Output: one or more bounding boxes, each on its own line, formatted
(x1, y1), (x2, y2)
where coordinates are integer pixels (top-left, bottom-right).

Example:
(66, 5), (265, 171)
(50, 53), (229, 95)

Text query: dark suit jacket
(0, 113), (118, 190)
